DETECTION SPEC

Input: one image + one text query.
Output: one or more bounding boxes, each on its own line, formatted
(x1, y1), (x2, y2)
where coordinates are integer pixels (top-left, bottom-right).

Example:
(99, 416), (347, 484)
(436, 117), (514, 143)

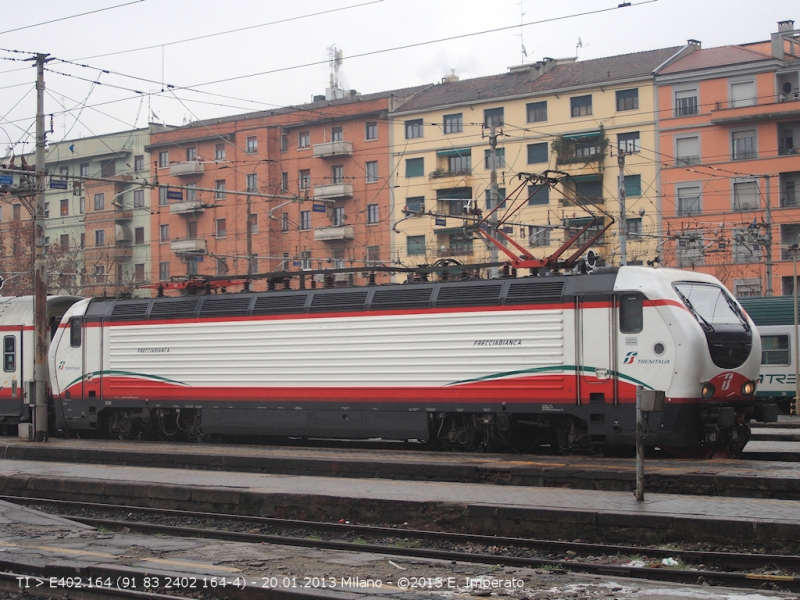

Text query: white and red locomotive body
(47, 266), (767, 452)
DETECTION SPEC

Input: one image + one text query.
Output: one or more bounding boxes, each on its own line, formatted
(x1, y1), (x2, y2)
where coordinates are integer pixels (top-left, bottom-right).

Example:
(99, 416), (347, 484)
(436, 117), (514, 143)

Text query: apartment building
(657, 20), (800, 297)
(389, 47), (687, 272)
(0, 127), (160, 297)
(146, 87), (423, 291)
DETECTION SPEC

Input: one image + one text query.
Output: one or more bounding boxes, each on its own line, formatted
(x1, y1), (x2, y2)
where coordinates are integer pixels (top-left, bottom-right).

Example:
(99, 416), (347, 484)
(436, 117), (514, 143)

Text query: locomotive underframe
(53, 396), (764, 454)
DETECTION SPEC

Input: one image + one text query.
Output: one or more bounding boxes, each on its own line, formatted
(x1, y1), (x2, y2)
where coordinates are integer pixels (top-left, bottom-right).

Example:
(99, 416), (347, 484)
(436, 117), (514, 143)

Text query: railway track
(7, 495), (800, 593)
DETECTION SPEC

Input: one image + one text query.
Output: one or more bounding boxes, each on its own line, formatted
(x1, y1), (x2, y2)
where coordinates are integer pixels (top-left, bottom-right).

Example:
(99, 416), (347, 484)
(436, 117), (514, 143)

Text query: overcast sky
(0, 0), (796, 152)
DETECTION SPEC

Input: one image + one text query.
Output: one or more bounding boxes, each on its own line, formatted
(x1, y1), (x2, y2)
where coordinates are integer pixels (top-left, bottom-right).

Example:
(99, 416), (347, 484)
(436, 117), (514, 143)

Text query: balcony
(710, 97), (800, 126)
(313, 140), (353, 158)
(429, 170), (472, 190)
(113, 243), (133, 259)
(169, 161), (205, 176)
(113, 207), (134, 220)
(171, 238), (207, 254)
(170, 198), (206, 214)
(314, 225), (355, 241)
(313, 183), (353, 201)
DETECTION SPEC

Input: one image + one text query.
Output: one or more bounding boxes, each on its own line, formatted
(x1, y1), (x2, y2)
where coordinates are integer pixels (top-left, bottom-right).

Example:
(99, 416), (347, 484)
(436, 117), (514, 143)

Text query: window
(186, 147), (197, 161)
(133, 189), (144, 208)
(187, 183), (198, 201)
(677, 185), (701, 216)
(4, 336), (16, 372)
(250, 213), (258, 235)
(187, 220), (197, 239)
(331, 165), (344, 184)
(101, 159), (115, 177)
(616, 88), (639, 111)
(159, 262), (170, 281)
(246, 136), (257, 153)
(69, 320), (81, 348)
(730, 80), (756, 108)
(405, 158), (424, 178)
(158, 151), (169, 167)
(134, 155), (144, 171)
(60, 199), (69, 216)
(298, 170), (310, 190)
(485, 187), (506, 209)
(484, 148), (505, 169)
(301, 250), (312, 270)
(216, 218), (226, 238)
(215, 143), (226, 160)
(12, 204), (20, 220)
(528, 225), (550, 247)
(448, 153), (470, 174)
(367, 203), (379, 224)
(527, 142), (548, 164)
(405, 119), (423, 139)
(733, 228), (762, 263)
(762, 335), (790, 365)
(733, 179), (759, 211)
(365, 121), (377, 140)
(93, 193), (104, 211)
(246, 173), (258, 192)
(484, 107), (504, 127)
(80, 163), (89, 177)
(80, 233), (85, 249)
(407, 234), (426, 256)
(366, 160), (378, 183)
(446, 232), (473, 255)
(570, 95), (592, 117)
(94, 265), (106, 283)
(527, 184), (550, 206)
(443, 113), (463, 134)
(298, 131), (310, 148)
(134, 263), (145, 282)
(437, 187), (472, 215)
(160, 223), (169, 242)
(526, 101), (547, 123)
(95, 229), (105, 246)
(619, 294), (643, 334)
(675, 135), (700, 166)
(60, 234), (69, 250)
(159, 187), (168, 205)
(186, 260), (197, 276)
(299, 210), (310, 230)
(217, 258), (228, 276)
(626, 217), (642, 240)
(618, 131), (640, 153)
(618, 175), (641, 199)
(333, 206), (346, 227)
(331, 126), (343, 142)
(44, 202), (50, 218)
(732, 129), (757, 160)
(405, 197), (424, 213)
(576, 179), (603, 204)
(78, 197), (85, 214)
(134, 227), (145, 245)
(281, 212), (289, 232)
(280, 172), (288, 192)
(675, 88), (698, 116)
(366, 246), (380, 265)
(280, 134), (288, 152)
(215, 180), (226, 199)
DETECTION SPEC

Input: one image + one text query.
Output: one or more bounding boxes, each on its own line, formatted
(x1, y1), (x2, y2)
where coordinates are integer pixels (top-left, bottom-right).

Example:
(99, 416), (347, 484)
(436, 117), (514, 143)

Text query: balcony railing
(312, 141), (353, 158)
(313, 183), (353, 200)
(675, 156), (700, 167)
(313, 225), (354, 241)
(170, 238), (207, 254)
(169, 161), (205, 176)
(170, 199), (206, 214)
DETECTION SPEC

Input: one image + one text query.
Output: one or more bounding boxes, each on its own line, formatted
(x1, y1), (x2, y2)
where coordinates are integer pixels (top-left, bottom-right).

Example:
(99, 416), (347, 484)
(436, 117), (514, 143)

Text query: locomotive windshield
(673, 281), (752, 369)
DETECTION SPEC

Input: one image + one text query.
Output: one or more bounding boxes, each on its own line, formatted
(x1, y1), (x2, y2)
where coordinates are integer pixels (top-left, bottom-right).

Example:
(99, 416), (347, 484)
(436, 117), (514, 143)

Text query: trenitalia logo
(624, 352), (638, 364)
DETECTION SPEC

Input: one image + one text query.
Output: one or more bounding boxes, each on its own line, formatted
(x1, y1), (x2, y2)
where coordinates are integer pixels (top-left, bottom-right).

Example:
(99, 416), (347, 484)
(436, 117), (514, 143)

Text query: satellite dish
(586, 250), (598, 267)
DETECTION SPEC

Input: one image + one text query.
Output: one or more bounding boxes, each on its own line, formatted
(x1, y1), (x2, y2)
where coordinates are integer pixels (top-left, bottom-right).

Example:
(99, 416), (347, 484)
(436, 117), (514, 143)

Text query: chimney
(772, 20), (798, 60)
(687, 39), (702, 48)
(441, 69), (459, 83)
(778, 19), (795, 32)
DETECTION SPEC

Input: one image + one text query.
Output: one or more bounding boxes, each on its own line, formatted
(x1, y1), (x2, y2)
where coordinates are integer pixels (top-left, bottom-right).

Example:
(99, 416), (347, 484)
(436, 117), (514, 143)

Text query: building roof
(395, 46), (684, 113)
(658, 45), (774, 75)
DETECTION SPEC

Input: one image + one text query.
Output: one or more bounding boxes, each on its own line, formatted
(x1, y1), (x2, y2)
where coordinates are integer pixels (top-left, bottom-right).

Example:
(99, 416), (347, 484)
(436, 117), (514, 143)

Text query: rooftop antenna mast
(519, 0), (528, 63)
(326, 45), (345, 100)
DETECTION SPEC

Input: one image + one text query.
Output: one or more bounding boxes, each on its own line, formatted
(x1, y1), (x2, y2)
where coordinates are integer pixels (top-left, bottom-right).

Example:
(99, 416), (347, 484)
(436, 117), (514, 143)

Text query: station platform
(1, 457), (799, 549)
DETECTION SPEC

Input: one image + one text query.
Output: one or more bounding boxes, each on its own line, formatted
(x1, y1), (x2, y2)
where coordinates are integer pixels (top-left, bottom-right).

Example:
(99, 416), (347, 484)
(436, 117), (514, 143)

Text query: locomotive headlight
(741, 381), (756, 396)
(701, 383), (715, 399)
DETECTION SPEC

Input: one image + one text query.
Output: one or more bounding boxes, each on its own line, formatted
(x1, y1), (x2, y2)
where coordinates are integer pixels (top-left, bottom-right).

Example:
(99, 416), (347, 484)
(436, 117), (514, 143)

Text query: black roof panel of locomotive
(84, 273), (619, 322)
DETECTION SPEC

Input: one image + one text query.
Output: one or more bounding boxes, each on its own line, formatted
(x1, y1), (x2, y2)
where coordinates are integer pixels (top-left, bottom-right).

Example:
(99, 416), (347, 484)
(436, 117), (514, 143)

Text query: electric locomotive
(47, 265), (768, 454)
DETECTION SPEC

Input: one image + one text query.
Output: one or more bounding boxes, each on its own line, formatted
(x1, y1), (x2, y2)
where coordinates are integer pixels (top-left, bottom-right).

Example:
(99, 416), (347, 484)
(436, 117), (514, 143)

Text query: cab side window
(619, 294), (643, 334)
(69, 320), (82, 348)
(3, 336), (15, 371)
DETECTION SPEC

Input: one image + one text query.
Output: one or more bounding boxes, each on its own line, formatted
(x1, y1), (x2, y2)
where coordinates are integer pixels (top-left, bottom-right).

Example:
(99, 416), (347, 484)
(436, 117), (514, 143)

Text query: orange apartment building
(657, 20), (800, 297)
(145, 87), (423, 293)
